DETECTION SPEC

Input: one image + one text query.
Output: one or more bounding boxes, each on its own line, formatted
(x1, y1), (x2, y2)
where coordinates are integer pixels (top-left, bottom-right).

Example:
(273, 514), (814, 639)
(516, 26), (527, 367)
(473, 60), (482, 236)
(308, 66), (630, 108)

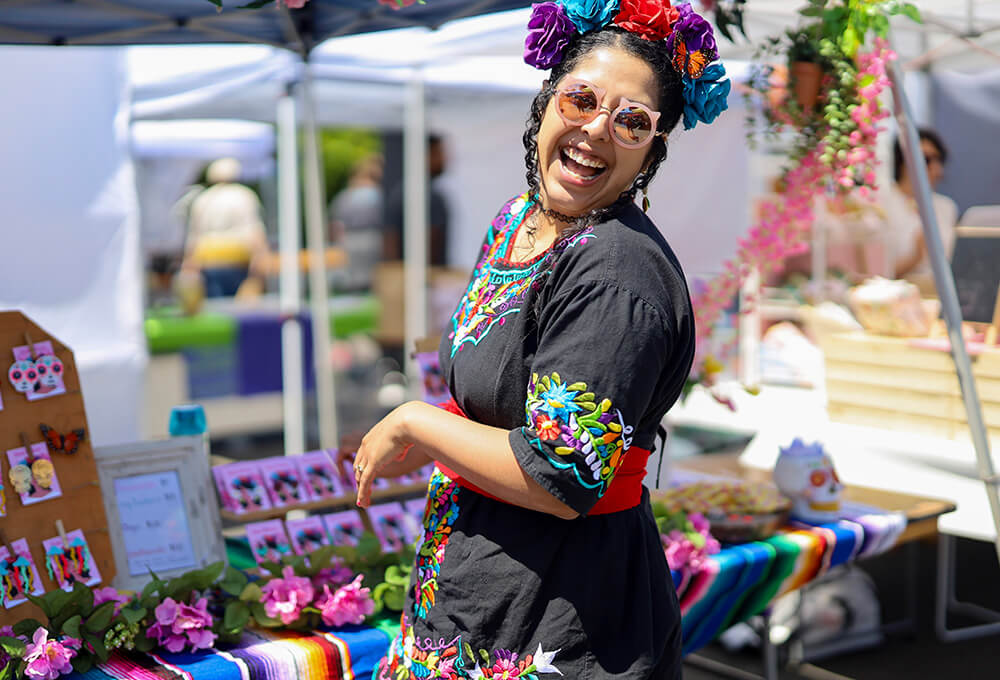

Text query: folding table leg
(935, 533), (1000, 642)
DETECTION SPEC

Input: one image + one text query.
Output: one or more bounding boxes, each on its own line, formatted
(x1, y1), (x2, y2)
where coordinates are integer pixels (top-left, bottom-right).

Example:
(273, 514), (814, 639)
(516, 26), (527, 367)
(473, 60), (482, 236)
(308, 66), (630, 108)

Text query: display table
(142, 295), (379, 438)
(60, 454), (953, 680)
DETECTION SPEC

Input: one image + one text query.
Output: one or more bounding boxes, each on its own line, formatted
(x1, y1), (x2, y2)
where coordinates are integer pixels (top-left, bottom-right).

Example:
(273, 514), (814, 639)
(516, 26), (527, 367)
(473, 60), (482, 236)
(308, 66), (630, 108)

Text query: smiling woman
(343, 2), (730, 678)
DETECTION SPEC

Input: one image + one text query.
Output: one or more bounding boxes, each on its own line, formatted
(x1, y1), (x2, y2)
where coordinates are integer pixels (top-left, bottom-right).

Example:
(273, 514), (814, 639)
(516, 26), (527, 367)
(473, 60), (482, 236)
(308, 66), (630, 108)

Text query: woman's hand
(353, 402), (422, 507)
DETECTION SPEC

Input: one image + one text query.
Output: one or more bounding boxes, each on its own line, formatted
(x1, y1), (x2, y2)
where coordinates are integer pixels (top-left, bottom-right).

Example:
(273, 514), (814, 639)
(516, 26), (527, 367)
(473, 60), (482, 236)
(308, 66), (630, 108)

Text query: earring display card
(6, 444), (62, 506)
(296, 450), (344, 501)
(42, 530), (102, 592)
(0, 539), (45, 609)
(395, 463), (435, 486)
(259, 457), (309, 507)
(368, 503), (416, 553)
(286, 516), (331, 555)
(12, 342), (66, 401)
(322, 511), (366, 548)
(245, 520), (292, 569)
(213, 462), (272, 515)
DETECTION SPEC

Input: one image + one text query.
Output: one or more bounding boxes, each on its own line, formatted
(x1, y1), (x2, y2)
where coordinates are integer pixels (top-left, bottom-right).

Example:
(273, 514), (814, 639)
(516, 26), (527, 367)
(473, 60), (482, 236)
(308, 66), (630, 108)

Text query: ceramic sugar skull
(8, 464), (33, 494)
(772, 438), (843, 523)
(31, 459), (55, 489)
(8, 360), (38, 393)
(35, 355), (63, 388)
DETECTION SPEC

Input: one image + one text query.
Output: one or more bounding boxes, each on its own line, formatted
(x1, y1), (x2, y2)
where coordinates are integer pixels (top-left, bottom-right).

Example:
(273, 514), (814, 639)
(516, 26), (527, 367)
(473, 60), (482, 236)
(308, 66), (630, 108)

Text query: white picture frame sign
(94, 436), (225, 591)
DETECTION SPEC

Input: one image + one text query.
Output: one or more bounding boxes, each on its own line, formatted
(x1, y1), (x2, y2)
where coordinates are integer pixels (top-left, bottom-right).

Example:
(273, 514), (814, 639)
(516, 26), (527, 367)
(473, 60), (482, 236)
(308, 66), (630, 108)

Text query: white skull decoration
(8, 360), (38, 393)
(772, 438), (843, 523)
(35, 355), (63, 388)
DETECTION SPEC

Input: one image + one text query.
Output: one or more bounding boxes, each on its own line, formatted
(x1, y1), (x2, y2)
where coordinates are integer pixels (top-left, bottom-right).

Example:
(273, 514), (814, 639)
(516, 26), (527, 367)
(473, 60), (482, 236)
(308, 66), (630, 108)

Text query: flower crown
(523, 0), (730, 130)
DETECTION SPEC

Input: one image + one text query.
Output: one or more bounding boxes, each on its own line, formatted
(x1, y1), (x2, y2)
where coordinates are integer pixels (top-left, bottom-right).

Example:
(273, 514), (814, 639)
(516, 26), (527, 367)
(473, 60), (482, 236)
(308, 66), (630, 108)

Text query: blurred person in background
(885, 128), (958, 282)
(383, 134), (450, 265)
(329, 152), (385, 292)
(182, 157), (270, 298)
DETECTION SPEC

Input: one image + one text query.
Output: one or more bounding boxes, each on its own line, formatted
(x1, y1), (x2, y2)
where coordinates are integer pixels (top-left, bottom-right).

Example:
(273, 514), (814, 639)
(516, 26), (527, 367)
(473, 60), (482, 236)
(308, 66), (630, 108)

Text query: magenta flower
(315, 575), (375, 627)
(146, 597), (217, 653)
(279, 0), (309, 8)
(92, 587), (131, 616)
(311, 563), (354, 592)
(523, 3), (577, 70)
(22, 629), (79, 680)
(261, 566), (315, 625)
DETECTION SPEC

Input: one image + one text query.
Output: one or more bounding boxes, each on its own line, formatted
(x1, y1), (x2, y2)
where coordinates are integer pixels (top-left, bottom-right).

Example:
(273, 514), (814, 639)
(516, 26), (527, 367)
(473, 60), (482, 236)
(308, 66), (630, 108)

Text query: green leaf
(11, 620), (43, 638)
(85, 601), (116, 632)
(223, 601), (251, 632)
(0, 636), (26, 659)
(83, 632), (108, 662)
(248, 601), (281, 628)
(140, 577), (161, 601)
(192, 561), (225, 590)
(384, 565), (409, 586)
(900, 3), (921, 23)
(260, 560), (284, 578)
(61, 615), (83, 640)
(134, 634), (155, 653)
(306, 545), (337, 571)
(872, 13), (890, 37)
(0, 660), (12, 680)
(71, 655), (94, 674)
(237, 0), (274, 7)
(382, 588), (406, 611)
(463, 642), (475, 663)
(239, 582), (263, 603)
(800, 6), (823, 17)
(357, 533), (382, 562)
(73, 582), (95, 617)
(35, 589), (74, 621)
(219, 566), (249, 596)
(478, 648), (490, 664)
(122, 606), (147, 626)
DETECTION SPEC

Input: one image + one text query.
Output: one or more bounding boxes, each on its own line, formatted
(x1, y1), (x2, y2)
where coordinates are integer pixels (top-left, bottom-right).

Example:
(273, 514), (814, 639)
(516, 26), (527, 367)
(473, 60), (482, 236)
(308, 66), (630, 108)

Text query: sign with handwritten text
(114, 471), (197, 576)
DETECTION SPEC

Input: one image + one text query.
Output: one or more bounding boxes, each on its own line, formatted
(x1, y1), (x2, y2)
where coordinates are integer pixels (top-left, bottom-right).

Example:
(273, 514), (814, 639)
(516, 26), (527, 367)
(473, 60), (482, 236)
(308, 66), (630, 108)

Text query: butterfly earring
(39, 424), (86, 455)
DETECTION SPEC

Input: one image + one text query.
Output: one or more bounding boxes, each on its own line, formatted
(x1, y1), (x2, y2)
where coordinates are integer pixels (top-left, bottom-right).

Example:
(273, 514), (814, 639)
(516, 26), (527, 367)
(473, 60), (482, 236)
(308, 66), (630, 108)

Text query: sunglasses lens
(558, 83), (599, 122)
(613, 105), (654, 146)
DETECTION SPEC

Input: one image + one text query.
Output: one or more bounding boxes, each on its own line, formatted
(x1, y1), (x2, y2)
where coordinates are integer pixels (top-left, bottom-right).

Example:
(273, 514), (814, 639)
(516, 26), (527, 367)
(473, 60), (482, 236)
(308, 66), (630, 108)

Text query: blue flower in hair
(681, 63), (730, 130)
(559, 0), (620, 33)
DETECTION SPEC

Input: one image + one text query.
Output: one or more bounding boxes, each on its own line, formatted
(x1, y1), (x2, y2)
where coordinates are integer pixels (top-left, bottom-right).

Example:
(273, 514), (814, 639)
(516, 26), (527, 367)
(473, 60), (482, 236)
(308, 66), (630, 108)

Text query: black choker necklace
(541, 206), (577, 224)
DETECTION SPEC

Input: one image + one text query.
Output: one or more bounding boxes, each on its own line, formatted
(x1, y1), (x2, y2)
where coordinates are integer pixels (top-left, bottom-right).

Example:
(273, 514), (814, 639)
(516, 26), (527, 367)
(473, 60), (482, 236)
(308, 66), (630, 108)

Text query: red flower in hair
(613, 0), (679, 41)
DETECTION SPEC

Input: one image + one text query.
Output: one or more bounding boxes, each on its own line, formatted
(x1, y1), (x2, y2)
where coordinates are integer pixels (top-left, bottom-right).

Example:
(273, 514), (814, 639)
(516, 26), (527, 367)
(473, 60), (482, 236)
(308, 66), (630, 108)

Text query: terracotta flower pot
(790, 61), (823, 112)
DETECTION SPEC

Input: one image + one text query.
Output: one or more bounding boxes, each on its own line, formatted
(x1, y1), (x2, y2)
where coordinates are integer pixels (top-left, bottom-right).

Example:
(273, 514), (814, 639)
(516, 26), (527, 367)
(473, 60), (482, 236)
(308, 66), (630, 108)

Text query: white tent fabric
(0, 47), (144, 447)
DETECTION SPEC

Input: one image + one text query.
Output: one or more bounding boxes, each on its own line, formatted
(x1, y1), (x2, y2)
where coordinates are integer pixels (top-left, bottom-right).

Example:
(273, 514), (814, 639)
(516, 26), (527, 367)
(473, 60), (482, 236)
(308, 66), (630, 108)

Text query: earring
(642, 186), (650, 213)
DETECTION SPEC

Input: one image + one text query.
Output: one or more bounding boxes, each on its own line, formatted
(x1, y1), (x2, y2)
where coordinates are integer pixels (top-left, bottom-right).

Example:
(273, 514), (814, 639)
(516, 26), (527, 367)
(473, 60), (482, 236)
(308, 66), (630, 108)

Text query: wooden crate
(823, 332), (1000, 442)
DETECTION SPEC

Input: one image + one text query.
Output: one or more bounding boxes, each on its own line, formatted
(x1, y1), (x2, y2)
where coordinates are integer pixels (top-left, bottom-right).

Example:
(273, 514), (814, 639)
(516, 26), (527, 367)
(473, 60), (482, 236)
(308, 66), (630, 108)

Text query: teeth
(564, 147), (606, 169)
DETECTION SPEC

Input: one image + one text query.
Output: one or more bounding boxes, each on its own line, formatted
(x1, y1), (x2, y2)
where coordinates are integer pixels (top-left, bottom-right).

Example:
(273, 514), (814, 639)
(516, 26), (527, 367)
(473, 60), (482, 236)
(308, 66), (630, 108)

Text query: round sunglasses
(553, 78), (664, 149)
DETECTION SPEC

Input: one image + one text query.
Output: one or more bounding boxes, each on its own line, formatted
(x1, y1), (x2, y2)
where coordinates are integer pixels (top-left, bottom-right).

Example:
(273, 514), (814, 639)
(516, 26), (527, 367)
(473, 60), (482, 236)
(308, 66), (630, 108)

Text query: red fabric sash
(435, 398), (648, 515)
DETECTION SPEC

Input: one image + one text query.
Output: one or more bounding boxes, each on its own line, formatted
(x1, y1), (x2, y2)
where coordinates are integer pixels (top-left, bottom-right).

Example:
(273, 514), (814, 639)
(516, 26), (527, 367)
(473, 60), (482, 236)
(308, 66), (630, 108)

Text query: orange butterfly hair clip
(39, 424), (86, 455)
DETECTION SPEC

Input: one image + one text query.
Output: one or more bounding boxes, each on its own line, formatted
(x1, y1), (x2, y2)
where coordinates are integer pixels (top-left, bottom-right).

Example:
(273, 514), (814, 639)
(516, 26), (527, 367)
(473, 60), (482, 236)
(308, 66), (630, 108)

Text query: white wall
(0, 47), (145, 446)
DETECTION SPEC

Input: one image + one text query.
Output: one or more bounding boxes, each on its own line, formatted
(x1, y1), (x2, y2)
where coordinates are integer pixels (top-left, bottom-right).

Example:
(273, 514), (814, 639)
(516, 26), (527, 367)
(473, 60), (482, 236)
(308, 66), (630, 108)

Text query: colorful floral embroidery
(376, 619), (562, 680)
(524, 372), (634, 494)
(413, 469), (461, 619)
(449, 194), (595, 357)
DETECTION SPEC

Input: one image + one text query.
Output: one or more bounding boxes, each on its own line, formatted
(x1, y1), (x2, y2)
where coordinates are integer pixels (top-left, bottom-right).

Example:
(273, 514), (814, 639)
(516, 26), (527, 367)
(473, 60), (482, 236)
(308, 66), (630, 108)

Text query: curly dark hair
(522, 26), (686, 234)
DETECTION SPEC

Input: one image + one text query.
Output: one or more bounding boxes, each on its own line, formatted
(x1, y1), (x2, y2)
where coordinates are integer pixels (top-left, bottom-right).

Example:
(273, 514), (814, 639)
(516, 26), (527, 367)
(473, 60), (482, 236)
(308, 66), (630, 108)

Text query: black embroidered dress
(374, 192), (695, 680)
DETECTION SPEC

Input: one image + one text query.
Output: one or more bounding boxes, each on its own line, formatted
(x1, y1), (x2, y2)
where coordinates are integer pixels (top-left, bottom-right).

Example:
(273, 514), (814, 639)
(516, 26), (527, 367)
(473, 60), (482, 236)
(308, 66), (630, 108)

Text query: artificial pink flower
(315, 575), (375, 627)
(261, 566), (315, 625)
(279, 0), (309, 8)
(92, 587), (131, 616)
(22, 629), (78, 680)
(147, 597), (216, 653)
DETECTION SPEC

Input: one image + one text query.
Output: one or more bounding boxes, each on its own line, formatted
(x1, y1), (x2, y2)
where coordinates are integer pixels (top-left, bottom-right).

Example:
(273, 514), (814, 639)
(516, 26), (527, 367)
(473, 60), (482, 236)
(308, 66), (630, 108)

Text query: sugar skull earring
(8, 360), (38, 394)
(31, 459), (55, 490)
(35, 356), (63, 389)
(8, 464), (33, 494)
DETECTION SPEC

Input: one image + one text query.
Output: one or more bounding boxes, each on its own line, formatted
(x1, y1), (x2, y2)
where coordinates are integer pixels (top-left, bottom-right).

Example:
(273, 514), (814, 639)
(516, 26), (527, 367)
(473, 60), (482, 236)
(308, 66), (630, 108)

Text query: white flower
(533, 644), (563, 675)
(468, 663), (485, 679)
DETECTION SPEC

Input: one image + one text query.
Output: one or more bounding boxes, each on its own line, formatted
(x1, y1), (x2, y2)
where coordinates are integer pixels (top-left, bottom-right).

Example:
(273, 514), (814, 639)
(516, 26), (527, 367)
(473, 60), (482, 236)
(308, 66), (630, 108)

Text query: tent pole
(277, 92), (306, 456)
(403, 73), (429, 389)
(300, 70), (339, 449)
(887, 57), (1000, 566)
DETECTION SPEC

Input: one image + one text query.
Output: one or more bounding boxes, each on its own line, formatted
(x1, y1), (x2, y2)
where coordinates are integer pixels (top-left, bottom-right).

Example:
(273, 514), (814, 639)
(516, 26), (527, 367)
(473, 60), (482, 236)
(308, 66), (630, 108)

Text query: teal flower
(681, 63), (730, 130)
(559, 0), (620, 33)
(536, 381), (583, 419)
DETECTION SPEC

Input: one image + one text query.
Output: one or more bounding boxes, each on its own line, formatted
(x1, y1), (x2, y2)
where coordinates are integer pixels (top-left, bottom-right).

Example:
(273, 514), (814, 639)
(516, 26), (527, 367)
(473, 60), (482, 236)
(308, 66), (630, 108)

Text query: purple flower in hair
(666, 2), (718, 65)
(524, 3), (577, 70)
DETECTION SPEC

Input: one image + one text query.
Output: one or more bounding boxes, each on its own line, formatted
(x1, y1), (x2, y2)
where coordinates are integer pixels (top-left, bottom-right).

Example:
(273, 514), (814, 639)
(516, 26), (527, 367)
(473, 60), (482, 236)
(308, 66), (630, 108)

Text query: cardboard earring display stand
(0, 310), (115, 627)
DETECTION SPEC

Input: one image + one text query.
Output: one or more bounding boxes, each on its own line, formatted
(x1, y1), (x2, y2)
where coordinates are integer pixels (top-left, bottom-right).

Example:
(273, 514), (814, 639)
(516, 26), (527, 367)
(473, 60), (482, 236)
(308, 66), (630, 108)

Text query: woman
(349, 3), (729, 678)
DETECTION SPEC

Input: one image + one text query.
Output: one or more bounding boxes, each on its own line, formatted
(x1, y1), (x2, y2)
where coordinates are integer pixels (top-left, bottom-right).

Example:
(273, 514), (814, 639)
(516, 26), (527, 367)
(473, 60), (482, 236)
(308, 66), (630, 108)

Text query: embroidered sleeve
(508, 281), (670, 516)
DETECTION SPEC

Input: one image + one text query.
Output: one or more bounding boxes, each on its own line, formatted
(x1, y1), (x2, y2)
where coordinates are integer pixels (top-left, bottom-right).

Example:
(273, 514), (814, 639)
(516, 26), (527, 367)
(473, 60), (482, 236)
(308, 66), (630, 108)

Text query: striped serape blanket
(674, 500), (906, 654)
(67, 624), (391, 680)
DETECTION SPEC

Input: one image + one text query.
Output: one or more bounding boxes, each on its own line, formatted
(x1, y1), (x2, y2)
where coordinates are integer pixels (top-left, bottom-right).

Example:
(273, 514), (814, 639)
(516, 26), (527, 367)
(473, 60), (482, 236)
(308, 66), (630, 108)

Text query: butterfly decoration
(673, 40), (712, 80)
(40, 423), (86, 455)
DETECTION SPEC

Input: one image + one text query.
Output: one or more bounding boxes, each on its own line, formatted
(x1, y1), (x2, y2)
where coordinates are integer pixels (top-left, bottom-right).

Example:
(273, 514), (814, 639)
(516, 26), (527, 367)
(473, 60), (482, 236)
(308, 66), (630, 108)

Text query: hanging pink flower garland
(689, 40), (896, 385)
